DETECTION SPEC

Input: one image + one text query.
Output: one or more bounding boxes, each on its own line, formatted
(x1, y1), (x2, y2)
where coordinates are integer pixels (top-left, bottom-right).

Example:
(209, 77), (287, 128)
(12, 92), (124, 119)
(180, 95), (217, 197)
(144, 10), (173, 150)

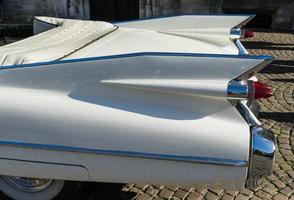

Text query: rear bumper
(235, 100), (276, 189)
(246, 126), (276, 189)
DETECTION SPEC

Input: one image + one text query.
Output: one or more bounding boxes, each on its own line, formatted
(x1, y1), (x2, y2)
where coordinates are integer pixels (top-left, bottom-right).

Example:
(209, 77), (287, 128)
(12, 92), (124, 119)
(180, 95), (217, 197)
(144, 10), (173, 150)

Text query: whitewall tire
(0, 176), (81, 200)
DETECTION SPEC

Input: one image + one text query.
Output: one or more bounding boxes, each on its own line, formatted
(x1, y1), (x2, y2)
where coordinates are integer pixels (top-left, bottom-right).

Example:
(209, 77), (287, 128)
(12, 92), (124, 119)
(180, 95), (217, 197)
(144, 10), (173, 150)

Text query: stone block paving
(1, 29), (293, 199)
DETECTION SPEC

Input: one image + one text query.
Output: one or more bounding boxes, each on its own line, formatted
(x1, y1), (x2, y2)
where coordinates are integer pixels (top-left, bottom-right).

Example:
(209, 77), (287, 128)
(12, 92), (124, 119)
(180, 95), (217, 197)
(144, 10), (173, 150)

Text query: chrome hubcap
(2, 176), (53, 192)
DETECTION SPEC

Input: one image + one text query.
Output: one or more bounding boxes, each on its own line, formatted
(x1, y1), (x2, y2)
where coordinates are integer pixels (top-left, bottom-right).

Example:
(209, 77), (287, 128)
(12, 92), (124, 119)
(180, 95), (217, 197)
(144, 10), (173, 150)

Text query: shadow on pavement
(259, 112), (294, 123)
(242, 41), (294, 50)
(249, 29), (294, 34)
(259, 60), (294, 74)
(271, 78), (294, 83)
(74, 183), (136, 200)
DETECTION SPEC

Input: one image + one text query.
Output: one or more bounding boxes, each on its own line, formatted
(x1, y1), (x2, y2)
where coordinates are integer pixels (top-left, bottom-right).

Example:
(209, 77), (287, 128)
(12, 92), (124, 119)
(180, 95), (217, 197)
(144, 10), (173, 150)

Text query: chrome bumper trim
(246, 126), (276, 189)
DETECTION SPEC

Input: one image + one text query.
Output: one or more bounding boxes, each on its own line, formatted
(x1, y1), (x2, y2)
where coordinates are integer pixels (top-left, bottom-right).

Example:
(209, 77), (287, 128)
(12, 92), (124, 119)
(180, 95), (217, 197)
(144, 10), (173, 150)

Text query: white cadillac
(0, 15), (276, 200)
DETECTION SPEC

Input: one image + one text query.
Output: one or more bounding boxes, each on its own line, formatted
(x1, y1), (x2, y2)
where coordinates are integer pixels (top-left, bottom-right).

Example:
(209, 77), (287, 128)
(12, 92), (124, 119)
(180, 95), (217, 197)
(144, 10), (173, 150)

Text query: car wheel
(0, 175), (81, 200)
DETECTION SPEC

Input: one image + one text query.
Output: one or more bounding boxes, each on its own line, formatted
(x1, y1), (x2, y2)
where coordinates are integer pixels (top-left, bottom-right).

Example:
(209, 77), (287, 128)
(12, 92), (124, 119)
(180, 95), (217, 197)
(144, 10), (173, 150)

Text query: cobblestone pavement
(1, 29), (293, 200)
(73, 30), (294, 200)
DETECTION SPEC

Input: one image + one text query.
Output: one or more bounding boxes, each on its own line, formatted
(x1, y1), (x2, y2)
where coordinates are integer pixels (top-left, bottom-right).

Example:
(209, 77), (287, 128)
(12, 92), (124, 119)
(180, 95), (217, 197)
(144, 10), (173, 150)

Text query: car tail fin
(115, 15), (255, 31)
(227, 56), (273, 100)
(234, 56), (273, 80)
(116, 15), (255, 52)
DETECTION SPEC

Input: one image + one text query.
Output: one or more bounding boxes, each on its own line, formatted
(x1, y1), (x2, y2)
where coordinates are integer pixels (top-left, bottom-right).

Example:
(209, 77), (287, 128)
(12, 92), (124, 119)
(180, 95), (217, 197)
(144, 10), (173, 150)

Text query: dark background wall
(90, 0), (138, 21)
(0, 0), (139, 24)
(0, 0), (90, 24)
(0, 0), (293, 32)
(140, 0), (294, 30)
(0, 0), (139, 37)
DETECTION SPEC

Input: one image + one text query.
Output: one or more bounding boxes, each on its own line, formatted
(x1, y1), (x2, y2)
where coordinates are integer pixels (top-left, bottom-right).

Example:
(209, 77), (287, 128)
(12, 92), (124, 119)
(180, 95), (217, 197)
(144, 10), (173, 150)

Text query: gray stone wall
(140, 0), (294, 30)
(2, 0), (90, 24)
(2, 0), (293, 30)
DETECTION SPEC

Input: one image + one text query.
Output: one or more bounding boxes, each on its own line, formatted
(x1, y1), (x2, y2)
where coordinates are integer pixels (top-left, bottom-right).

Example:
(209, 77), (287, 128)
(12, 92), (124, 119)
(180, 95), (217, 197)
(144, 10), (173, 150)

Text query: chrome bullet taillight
(228, 80), (273, 100)
(230, 28), (254, 39)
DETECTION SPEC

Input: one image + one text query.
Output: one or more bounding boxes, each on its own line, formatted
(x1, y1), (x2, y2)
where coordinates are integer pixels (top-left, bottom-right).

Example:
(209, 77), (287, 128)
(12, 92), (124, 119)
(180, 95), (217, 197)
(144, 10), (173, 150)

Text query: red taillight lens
(244, 29), (254, 38)
(252, 82), (273, 99)
(227, 80), (273, 100)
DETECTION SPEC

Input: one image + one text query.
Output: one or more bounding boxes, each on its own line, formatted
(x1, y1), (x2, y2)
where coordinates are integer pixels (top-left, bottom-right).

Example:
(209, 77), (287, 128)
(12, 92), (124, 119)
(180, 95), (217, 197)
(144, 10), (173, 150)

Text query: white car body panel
(0, 15), (274, 189)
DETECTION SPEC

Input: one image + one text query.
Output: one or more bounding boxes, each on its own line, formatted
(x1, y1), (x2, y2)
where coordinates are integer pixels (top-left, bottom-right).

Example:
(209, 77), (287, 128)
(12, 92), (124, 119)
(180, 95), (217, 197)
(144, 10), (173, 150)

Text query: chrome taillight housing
(227, 80), (248, 100)
(230, 28), (254, 39)
(228, 80), (273, 100)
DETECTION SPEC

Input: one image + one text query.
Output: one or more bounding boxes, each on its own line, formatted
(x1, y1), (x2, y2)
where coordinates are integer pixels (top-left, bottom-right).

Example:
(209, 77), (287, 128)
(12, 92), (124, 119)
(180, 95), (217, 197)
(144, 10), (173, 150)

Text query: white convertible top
(0, 17), (116, 66)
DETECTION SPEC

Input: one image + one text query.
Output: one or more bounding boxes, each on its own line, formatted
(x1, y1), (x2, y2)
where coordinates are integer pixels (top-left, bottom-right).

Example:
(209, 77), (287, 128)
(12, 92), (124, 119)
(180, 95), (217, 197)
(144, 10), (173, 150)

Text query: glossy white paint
(0, 15), (266, 189)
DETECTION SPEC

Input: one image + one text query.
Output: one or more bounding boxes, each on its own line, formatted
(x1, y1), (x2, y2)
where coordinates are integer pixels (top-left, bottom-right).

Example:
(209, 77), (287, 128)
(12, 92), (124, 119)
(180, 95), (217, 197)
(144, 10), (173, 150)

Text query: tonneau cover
(0, 17), (116, 66)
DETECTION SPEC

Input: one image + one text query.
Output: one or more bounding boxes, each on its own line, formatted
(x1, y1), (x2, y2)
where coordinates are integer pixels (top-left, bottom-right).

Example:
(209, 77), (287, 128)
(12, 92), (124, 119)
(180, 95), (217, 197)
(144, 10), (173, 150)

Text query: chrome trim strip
(235, 40), (249, 55)
(0, 140), (247, 167)
(238, 100), (261, 127)
(0, 157), (86, 167)
(0, 52), (273, 70)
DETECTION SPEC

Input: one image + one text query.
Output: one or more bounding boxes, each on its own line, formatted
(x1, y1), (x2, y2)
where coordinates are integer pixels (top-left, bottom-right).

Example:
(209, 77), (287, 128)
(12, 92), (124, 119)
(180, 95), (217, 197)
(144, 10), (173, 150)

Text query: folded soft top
(0, 17), (116, 66)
